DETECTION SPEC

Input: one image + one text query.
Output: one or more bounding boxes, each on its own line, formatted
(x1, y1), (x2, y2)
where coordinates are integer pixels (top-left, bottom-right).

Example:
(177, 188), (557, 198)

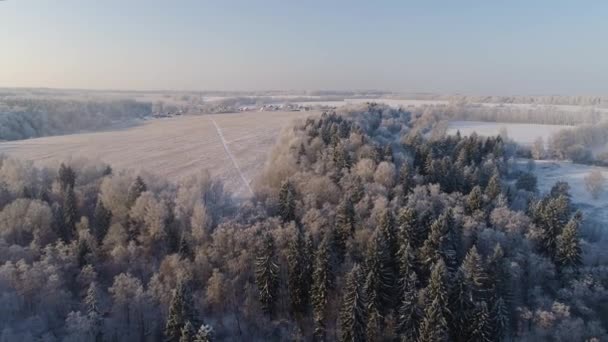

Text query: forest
(0, 98), (152, 140)
(0, 104), (606, 341)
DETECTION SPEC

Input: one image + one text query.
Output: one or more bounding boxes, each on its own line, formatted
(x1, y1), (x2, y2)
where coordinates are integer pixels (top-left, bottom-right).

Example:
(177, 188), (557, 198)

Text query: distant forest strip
(0, 98), (152, 141)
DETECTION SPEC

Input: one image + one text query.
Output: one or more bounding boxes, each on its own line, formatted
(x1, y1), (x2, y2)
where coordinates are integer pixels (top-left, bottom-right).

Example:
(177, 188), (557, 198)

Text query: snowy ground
(525, 160), (608, 225)
(447, 121), (570, 147)
(0, 111), (317, 197)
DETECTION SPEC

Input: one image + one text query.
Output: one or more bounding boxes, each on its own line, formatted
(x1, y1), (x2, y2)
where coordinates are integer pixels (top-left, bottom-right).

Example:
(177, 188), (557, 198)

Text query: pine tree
(127, 176), (147, 207)
(62, 185), (77, 242)
(179, 321), (195, 342)
(255, 233), (280, 317)
(487, 244), (512, 341)
(279, 179), (297, 222)
(287, 227), (309, 315)
(85, 282), (103, 342)
(165, 280), (197, 342)
(425, 260), (449, 317)
(58, 163), (76, 191)
(339, 264), (367, 342)
(193, 324), (214, 342)
(461, 245), (490, 303)
(399, 163), (413, 197)
(312, 235), (333, 341)
(92, 198), (112, 244)
(335, 197), (355, 262)
(556, 216), (582, 270)
(336, 197), (355, 235)
(469, 302), (493, 342)
(364, 229), (393, 320)
(485, 172), (502, 201)
(397, 272), (419, 341)
(418, 297), (448, 342)
(466, 186), (483, 214)
(379, 209), (398, 274)
(419, 215), (446, 271)
(397, 207), (421, 248)
(448, 270), (474, 342)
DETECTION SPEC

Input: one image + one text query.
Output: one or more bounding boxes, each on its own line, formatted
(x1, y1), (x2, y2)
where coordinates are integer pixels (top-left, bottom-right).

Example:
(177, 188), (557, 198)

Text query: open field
(0, 111), (317, 197)
(528, 160), (608, 225)
(447, 121), (570, 147)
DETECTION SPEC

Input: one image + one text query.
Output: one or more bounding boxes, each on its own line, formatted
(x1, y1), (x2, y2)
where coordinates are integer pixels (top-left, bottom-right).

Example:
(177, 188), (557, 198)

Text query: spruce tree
(255, 233), (280, 317)
(419, 215), (446, 271)
(448, 270), (474, 342)
(379, 209), (398, 273)
(312, 235), (333, 341)
(92, 198), (112, 244)
(194, 324), (214, 342)
(179, 321), (195, 342)
(165, 281), (197, 342)
(62, 185), (77, 242)
(85, 282), (103, 342)
(279, 179), (297, 222)
(397, 272), (419, 341)
(466, 186), (484, 214)
(461, 245), (490, 303)
(397, 207), (421, 248)
(418, 297), (448, 342)
(399, 163), (413, 197)
(485, 172), (502, 201)
(58, 163), (76, 191)
(425, 260), (449, 318)
(287, 227), (308, 315)
(556, 216), (582, 270)
(335, 197), (355, 263)
(364, 229), (393, 319)
(127, 176), (147, 207)
(339, 264), (367, 342)
(469, 302), (493, 342)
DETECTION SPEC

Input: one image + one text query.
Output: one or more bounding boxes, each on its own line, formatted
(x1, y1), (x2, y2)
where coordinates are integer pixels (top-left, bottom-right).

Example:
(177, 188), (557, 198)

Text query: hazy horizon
(2, 0), (608, 95)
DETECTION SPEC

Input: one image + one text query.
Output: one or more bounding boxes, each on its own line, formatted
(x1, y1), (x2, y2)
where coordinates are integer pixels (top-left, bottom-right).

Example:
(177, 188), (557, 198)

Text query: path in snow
(209, 117), (254, 196)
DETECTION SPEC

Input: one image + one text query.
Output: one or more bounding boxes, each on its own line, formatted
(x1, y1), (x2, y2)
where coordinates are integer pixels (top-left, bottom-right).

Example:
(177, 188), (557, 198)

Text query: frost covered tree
(312, 235), (333, 340)
(339, 264), (367, 342)
(584, 169), (605, 199)
(255, 233), (280, 317)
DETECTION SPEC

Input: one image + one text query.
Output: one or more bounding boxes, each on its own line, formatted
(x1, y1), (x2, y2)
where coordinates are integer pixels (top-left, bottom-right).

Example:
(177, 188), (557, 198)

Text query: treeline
(395, 94), (608, 107)
(0, 104), (605, 341)
(0, 98), (152, 141)
(441, 103), (604, 126)
(544, 121), (608, 164)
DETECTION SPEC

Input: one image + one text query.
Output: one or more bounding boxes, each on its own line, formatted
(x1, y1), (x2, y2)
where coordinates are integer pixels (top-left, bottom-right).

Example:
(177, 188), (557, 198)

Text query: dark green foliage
(339, 264), (367, 342)
(469, 302), (493, 342)
(279, 179), (297, 222)
(398, 163), (413, 197)
(335, 197), (355, 262)
(397, 207), (422, 248)
(165, 281), (197, 342)
(461, 245), (490, 303)
(92, 198), (112, 244)
(466, 185), (484, 214)
(127, 176), (147, 207)
(179, 321), (195, 342)
(363, 229), (394, 333)
(61, 185), (77, 242)
(397, 272), (419, 341)
(312, 235), (333, 341)
(515, 172), (537, 192)
(287, 227), (310, 315)
(418, 297), (448, 342)
(556, 216), (582, 270)
(531, 194), (571, 260)
(485, 172), (502, 201)
(58, 163), (76, 191)
(255, 233), (280, 317)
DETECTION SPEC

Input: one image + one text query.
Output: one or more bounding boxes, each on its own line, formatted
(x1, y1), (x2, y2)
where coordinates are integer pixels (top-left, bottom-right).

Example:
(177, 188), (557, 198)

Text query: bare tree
(584, 169), (606, 199)
(532, 137), (545, 160)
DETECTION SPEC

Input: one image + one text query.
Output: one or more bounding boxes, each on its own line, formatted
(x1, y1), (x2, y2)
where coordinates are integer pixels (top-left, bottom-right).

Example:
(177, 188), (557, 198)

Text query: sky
(1, 0), (607, 95)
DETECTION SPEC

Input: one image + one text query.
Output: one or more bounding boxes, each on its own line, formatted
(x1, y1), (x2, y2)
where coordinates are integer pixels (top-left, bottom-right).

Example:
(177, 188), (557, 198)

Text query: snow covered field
(447, 121), (570, 147)
(531, 160), (608, 225)
(0, 111), (317, 197)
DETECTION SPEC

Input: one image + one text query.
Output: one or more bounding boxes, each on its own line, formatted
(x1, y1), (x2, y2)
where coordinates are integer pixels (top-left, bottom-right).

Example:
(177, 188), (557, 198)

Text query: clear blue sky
(1, 0), (607, 95)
